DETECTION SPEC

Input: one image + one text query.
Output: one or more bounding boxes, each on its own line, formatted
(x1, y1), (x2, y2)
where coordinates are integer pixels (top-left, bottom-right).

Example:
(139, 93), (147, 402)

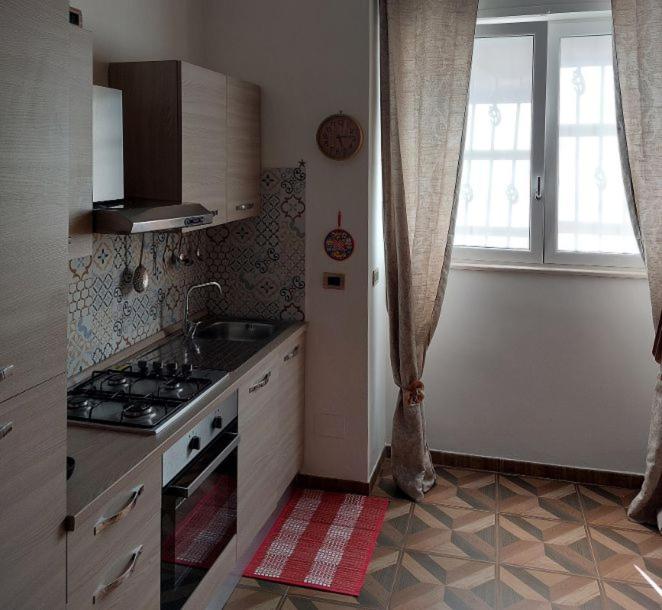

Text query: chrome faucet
(184, 282), (223, 337)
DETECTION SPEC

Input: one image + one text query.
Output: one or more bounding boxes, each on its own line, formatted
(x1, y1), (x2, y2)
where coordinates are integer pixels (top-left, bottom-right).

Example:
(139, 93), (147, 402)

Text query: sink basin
(191, 320), (277, 342)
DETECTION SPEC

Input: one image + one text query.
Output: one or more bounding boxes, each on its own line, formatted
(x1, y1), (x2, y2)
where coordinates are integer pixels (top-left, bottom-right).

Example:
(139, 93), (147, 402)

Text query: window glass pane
(455, 36), (533, 250)
(556, 35), (638, 255)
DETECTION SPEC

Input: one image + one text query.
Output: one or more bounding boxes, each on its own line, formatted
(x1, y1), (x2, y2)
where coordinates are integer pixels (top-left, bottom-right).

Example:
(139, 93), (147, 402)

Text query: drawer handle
(0, 421), (13, 441)
(93, 545), (143, 604)
(284, 345), (300, 362)
(0, 364), (14, 382)
(236, 202), (255, 212)
(94, 485), (144, 535)
(249, 371), (271, 393)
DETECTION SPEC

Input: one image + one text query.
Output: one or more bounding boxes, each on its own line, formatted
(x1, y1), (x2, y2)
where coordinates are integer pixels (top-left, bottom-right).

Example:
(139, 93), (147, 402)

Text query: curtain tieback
(404, 380), (425, 406)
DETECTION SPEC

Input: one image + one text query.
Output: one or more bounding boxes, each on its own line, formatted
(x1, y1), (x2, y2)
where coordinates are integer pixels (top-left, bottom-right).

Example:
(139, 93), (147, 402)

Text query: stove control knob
(188, 436), (201, 451)
(211, 416), (223, 430)
(137, 360), (148, 372)
(181, 363), (193, 377)
(166, 362), (178, 375)
(152, 361), (163, 374)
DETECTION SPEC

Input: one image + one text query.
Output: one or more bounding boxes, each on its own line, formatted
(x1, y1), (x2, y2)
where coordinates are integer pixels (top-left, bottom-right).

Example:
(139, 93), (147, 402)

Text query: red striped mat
(244, 489), (388, 596)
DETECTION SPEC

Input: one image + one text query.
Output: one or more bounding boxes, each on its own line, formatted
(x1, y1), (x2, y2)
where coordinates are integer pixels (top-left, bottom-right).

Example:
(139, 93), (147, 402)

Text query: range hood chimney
(91, 85), (214, 234)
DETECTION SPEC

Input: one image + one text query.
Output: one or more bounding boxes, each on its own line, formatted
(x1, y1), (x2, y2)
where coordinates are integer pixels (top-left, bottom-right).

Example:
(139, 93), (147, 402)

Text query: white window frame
(453, 17), (643, 271)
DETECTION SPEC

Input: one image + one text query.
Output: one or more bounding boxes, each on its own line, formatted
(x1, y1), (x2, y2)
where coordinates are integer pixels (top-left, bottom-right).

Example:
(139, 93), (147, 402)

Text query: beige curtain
(612, 0), (662, 530)
(379, 0), (478, 500)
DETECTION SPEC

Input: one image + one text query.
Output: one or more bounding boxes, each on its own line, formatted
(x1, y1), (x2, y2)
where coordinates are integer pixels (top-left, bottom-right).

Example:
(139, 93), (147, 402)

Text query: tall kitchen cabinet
(0, 1), (70, 608)
(108, 61), (261, 228)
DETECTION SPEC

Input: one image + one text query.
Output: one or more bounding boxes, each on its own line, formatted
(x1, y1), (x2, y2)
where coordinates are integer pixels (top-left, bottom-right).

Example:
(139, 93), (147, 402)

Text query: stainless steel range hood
(93, 202), (215, 234)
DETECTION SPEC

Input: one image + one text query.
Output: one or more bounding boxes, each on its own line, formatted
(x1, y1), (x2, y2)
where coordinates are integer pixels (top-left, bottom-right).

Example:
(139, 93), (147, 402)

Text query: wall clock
(316, 112), (364, 160)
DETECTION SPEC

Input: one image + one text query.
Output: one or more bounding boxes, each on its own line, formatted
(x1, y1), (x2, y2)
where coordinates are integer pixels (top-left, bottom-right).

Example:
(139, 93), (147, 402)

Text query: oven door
(161, 420), (238, 610)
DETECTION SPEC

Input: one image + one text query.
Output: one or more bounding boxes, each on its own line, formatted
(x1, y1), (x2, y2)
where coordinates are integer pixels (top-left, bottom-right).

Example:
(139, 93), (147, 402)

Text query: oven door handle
(164, 433), (239, 499)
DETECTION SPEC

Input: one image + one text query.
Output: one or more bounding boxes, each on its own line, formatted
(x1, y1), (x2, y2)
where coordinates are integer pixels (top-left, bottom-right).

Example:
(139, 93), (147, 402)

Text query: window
(454, 18), (641, 269)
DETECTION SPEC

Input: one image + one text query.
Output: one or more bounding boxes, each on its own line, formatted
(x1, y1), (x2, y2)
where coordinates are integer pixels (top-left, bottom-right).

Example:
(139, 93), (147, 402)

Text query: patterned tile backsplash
(67, 166), (305, 377)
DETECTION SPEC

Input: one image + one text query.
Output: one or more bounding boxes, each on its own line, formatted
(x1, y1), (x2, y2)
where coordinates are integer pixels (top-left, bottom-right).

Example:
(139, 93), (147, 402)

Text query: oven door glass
(161, 421), (238, 610)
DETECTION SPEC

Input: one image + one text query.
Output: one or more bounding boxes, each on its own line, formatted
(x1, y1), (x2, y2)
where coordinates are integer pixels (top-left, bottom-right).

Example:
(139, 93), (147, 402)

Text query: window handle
(535, 176), (543, 200)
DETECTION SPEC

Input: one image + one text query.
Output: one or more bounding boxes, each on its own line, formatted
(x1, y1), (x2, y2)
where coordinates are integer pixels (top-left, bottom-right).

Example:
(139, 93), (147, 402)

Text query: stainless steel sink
(191, 320), (277, 342)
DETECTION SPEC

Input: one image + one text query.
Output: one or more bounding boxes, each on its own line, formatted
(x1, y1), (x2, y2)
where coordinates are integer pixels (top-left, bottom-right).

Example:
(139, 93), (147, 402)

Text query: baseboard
(384, 445), (644, 489)
(369, 446), (388, 491)
(294, 473), (370, 495)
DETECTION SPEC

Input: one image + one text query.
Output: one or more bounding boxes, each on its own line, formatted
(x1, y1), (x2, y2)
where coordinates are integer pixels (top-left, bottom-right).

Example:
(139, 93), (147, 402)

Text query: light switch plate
(371, 268), (380, 286)
(323, 272), (345, 290)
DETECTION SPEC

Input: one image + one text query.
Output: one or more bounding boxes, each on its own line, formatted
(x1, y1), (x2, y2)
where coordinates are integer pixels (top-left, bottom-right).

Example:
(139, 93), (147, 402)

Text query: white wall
(385, 269), (657, 474)
(202, 0), (373, 482)
(75, 0), (207, 85)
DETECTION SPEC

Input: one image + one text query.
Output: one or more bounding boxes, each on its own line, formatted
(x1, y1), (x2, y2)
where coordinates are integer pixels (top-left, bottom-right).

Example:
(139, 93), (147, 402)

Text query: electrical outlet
(371, 268), (380, 286)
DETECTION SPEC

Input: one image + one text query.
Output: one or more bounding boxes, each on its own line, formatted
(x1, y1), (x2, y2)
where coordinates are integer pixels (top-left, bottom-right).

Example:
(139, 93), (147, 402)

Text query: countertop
(66, 321), (306, 527)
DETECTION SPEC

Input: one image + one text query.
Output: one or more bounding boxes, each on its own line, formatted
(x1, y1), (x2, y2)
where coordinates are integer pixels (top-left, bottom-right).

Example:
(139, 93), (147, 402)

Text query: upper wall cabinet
(108, 61), (261, 229)
(68, 24), (93, 259)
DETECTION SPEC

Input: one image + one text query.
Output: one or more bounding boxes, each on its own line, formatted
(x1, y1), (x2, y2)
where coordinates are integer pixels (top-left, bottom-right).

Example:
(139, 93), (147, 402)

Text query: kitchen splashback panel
(67, 166), (306, 378)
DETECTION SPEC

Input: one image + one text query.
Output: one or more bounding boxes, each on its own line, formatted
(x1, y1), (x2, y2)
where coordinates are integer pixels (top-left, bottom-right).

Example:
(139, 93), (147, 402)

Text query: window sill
(450, 261), (648, 280)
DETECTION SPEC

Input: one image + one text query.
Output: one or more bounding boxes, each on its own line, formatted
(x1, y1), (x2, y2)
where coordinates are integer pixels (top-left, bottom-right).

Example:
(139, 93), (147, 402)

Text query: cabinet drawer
(67, 457), (161, 609)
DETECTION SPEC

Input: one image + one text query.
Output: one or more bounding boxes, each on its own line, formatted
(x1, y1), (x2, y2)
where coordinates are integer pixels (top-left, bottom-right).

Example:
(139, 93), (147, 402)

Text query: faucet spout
(184, 281), (223, 337)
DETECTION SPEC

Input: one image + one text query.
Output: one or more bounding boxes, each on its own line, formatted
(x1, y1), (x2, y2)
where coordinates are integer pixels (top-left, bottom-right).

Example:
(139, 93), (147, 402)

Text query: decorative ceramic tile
(390, 551), (497, 610)
(406, 505), (497, 561)
(66, 167), (305, 377)
(499, 476), (583, 522)
(376, 499), (411, 548)
(603, 580), (662, 609)
(578, 485), (650, 532)
(206, 165), (305, 322)
(371, 474), (411, 502)
(589, 525), (662, 585)
(286, 545), (399, 608)
(499, 565), (602, 609)
(425, 468), (497, 511)
(499, 514), (596, 576)
(281, 597), (359, 609)
(224, 586), (284, 609)
(237, 577), (288, 593)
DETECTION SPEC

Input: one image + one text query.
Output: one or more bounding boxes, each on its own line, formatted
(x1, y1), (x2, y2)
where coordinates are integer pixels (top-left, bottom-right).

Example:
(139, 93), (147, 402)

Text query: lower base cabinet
(237, 332), (305, 558)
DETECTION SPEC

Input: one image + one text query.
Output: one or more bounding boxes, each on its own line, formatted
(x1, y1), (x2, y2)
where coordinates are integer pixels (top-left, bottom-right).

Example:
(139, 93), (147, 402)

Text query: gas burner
(123, 402), (156, 419)
(165, 379), (183, 390)
(68, 396), (92, 411)
(106, 374), (130, 388)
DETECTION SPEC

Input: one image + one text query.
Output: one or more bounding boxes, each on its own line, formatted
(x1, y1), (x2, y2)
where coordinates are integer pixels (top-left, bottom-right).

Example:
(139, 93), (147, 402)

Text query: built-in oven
(161, 392), (239, 610)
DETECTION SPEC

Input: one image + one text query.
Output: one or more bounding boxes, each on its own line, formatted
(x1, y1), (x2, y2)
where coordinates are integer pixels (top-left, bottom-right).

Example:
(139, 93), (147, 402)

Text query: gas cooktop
(67, 358), (228, 434)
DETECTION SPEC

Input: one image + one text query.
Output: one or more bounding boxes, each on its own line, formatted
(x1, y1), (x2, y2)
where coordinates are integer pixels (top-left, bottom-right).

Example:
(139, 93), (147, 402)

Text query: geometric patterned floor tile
(589, 525), (662, 586)
(281, 597), (361, 609)
(390, 551), (497, 609)
(499, 514), (597, 576)
(377, 500), (412, 548)
(499, 476), (583, 522)
(578, 485), (652, 532)
(602, 580), (662, 609)
(406, 505), (497, 562)
(287, 545), (400, 609)
(372, 473), (412, 501)
(225, 586), (284, 609)
(237, 577), (289, 593)
(499, 565), (602, 609)
(425, 468), (497, 511)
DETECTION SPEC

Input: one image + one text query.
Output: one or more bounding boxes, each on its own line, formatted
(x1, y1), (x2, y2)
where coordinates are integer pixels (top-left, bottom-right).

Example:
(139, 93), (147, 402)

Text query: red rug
(244, 489), (388, 596)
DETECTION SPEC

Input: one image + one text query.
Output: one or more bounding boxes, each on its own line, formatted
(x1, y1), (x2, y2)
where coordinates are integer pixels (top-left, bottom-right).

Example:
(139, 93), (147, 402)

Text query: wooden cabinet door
(237, 356), (280, 558)
(181, 62), (227, 228)
(226, 77), (261, 223)
(0, 375), (67, 610)
(0, 0), (69, 404)
(68, 24), (93, 260)
(276, 337), (305, 487)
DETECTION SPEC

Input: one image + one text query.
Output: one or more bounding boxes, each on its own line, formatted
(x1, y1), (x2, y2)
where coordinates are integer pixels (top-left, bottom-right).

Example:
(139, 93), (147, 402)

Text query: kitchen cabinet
(68, 24), (93, 259)
(237, 332), (305, 558)
(226, 77), (262, 222)
(66, 455), (161, 610)
(108, 61), (261, 229)
(0, 375), (67, 609)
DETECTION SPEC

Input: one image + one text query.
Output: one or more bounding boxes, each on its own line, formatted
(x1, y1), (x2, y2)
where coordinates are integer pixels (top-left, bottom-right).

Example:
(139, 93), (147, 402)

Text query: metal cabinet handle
(93, 546), (143, 604)
(94, 485), (144, 535)
(236, 202), (255, 212)
(284, 345), (300, 362)
(0, 422), (13, 441)
(0, 364), (14, 382)
(249, 371), (271, 393)
(534, 176), (543, 200)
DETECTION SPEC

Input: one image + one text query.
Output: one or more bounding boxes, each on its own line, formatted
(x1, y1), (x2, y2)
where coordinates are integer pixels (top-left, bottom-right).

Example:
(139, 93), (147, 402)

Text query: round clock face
(316, 113), (364, 160)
